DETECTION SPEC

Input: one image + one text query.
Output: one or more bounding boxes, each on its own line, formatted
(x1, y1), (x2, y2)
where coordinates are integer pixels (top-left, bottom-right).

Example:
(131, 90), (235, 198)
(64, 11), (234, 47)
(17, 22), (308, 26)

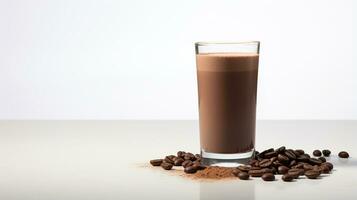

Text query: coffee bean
(195, 154), (201, 160)
(275, 146), (286, 153)
(249, 168), (273, 177)
(164, 156), (175, 164)
(278, 154), (290, 163)
(278, 166), (290, 174)
(282, 174), (294, 182)
(305, 170), (320, 179)
(303, 163), (314, 171)
(177, 151), (186, 158)
(249, 159), (258, 166)
(289, 160), (297, 167)
(261, 173), (275, 181)
(288, 171), (300, 179)
(161, 162), (173, 170)
(232, 169), (241, 177)
(294, 149), (304, 156)
(284, 149), (297, 160)
(259, 159), (273, 168)
(309, 158), (322, 165)
(289, 168), (305, 176)
(270, 157), (277, 162)
(265, 151), (278, 159)
(292, 163), (304, 169)
(173, 157), (184, 166)
(182, 160), (193, 168)
(184, 153), (196, 161)
(313, 150), (322, 157)
(251, 166), (261, 170)
(273, 161), (283, 168)
(184, 166), (197, 174)
(322, 162), (333, 170)
(322, 149), (331, 157)
(238, 165), (252, 172)
(318, 157), (326, 163)
(338, 151), (349, 158)
(312, 165), (321, 172)
(320, 165), (330, 174)
(297, 154), (310, 162)
(150, 159), (163, 166)
(260, 148), (274, 156)
(192, 162), (206, 170)
(238, 172), (250, 180)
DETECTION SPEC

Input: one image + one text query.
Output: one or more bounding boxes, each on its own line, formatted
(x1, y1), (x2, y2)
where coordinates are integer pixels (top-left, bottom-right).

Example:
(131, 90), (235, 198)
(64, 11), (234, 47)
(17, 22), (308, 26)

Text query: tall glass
(195, 41), (260, 166)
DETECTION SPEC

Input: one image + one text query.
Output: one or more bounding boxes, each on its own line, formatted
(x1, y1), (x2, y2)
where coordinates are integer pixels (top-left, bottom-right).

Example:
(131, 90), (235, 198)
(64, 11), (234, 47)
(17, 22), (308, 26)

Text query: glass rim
(195, 41), (260, 46)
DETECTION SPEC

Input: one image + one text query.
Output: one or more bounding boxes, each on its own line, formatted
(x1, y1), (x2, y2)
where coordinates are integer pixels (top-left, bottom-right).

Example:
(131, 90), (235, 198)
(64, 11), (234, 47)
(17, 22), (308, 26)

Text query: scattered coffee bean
(303, 163), (314, 171)
(265, 151), (278, 159)
(249, 168), (273, 177)
(276, 146), (286, 153)
(320, 165), (330, 174)
(289, 160), (297, 167)
(297, 154), (310, 162)
(184, 153), (196, 161)
(318, 157), (326, 163)
(278, 154), (290, 163)
(278, 166), (289, 174)
(177, 151), (186, 158)
(238, 165), (251, 172)
(273, 161), (283, 168)
(338, 151), (349, 158)
(238, 172), (250, 180)
(305, 170), (320, 179)
(150, 159), (163, 166)
(184, 166), (197, 174)
(174, 157), (184, 166)
(182, 160), (193, 168)
(309, 158), (322, 165)
(282, 174), (294, 182)
(164, 156), (175, 164)
(260, 148), (274, 156)
(322, 149), (331, 157)
(284, 149), (297, 160)
(292, 163), (304, 169)
(192, 162), (206, 170)
(322, 162), (333, 170)
(289, 168), (305, 176)
(313, 150), (322, 157)
(262, 173), (275, 181)
(161, 162), (173, 170)
(294, 149), (304, 156)
(259, 159), (273, 168)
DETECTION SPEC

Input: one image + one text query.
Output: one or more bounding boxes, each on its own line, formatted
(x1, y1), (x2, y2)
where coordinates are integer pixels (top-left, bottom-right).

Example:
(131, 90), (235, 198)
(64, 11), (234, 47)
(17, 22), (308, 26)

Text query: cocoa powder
(188, 166), (236, 180)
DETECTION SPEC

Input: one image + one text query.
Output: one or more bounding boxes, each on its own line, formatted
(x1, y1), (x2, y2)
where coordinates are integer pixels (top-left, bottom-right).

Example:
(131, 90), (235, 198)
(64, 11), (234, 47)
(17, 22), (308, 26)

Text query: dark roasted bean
(265, 151), (278, 159)
(195, 154), (201, 160)
(275, 146), (286, 153)
(249, 159), (258, 166)
(192, 162), (206, 170)
(273, 161), (283, 167)
(282, 174), (294, 182)
(150, 159), (163, 166)
(278, 154), (290, 163)
(338, 151), (349, 158)
(289, 160), (297, 167)
(251, 166), (261, 170)
(260, 148), (274, 156)
(164, 156), (175, 164)
(289, 168), (305, 176)
(259, 159), (273, 168)
(173, 157), (184, 166)
(303, 163), (314, 171)
(161, 162), (173, 170)
(238, 165), (251, 172)
(249, 168), (273, 177)
(322, 149), (331, 157)
(284, 149), (297, 160)
(305, 170), (320, 179)
(322, 162), (333, 170)
(238, 172), (250, 180)
(261, 173), (275, 181)
(177, 151), (186, 158)
(320, 165), (330, 174)
(297, 154), (310, 162)
(295, 149), (305, 155)
(183, 153), (195, 161)
(292, 163), (304, 169)
(278, 166), (290, 174)
(318, 157), (326, 163)
(309, 158), (322, 165)
(313, 150), (322, 157)
(182, 160), (193, 168)
(184, 166), (197, 174)
(270, 157), (277, 162)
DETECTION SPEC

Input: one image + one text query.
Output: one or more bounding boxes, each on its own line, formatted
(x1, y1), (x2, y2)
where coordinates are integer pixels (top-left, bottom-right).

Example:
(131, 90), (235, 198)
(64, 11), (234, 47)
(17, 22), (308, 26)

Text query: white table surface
(0, 120), (356, 200)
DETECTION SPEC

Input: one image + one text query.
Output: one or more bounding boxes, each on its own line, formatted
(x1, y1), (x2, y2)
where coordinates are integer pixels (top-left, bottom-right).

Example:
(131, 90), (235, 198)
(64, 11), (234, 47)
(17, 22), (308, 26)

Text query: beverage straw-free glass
(195, 41), (260, 166)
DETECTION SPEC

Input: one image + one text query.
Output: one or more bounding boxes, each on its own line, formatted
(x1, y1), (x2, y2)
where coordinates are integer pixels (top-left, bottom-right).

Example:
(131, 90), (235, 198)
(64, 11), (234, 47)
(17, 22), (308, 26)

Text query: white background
(0, 0), (356, 120)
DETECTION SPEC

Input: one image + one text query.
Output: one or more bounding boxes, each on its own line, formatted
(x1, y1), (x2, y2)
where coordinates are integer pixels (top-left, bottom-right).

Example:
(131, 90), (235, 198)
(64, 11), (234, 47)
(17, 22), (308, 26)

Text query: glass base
(201, 149), (254, 167)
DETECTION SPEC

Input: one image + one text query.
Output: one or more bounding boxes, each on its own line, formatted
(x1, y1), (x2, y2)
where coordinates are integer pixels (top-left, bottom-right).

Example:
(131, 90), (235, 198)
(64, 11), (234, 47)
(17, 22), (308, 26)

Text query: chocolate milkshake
(196, 53), (259, 155)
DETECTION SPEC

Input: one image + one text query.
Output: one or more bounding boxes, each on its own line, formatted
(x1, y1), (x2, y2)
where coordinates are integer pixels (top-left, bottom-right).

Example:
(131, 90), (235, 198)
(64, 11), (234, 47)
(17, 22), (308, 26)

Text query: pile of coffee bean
(150, 151), (206, 174)
(233, 147), (350, 182)
(150, 148), (350, 182)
